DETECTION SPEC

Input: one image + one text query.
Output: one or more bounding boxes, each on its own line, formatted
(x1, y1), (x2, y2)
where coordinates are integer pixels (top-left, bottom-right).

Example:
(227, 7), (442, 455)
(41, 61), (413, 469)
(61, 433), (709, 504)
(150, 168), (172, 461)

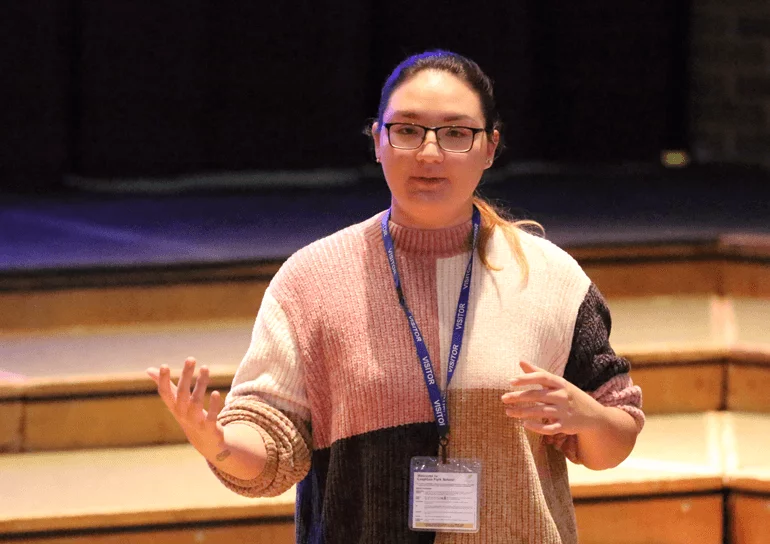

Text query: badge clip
(440, 436), (449, 464)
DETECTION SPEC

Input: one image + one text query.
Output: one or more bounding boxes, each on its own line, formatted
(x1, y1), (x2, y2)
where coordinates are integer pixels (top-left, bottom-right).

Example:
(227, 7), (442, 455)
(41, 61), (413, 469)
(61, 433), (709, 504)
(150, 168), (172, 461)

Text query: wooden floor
(1, 238), (769, 543)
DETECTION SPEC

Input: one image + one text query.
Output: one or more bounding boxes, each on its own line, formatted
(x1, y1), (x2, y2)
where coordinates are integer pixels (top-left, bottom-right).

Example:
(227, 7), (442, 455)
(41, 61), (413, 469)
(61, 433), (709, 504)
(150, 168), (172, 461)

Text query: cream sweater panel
(437, 228), (591, 391)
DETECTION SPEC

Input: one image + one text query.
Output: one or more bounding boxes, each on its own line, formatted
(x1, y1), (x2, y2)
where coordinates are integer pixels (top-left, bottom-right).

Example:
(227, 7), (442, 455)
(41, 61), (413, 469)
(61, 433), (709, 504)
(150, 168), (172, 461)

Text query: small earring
(376, 157), (381, 163)
(486, 159), (492, 165)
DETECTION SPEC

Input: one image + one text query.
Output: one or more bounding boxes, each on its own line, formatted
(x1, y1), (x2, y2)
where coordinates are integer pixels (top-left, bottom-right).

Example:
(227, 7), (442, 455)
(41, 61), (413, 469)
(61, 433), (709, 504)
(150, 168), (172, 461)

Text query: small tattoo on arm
(216, 449), (231, 462)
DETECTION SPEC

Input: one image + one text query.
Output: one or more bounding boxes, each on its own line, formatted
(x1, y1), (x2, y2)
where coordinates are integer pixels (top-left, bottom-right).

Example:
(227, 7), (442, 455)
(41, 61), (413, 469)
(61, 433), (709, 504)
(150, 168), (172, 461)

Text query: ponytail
(472, 195), (543, 285)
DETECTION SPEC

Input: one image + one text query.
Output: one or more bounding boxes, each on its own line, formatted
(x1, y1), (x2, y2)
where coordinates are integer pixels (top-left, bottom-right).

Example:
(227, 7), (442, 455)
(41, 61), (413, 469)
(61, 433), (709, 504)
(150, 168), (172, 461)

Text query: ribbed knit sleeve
(563, 283), (631, 392)
(208, 289), (312, 497)
(552, 283), (645, 463)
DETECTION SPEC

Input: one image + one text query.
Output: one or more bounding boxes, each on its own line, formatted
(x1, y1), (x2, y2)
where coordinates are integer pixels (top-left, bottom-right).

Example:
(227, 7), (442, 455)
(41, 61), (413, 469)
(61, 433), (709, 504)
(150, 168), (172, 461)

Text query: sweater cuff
(591, 373), (645, 432)
(207, 396), (311, 497)
(208, 422), (280, 495)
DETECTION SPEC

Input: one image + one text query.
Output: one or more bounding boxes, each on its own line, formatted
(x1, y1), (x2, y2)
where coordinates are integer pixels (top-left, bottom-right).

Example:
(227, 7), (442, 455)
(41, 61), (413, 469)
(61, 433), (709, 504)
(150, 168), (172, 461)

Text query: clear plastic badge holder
(409, 456), (482, 533)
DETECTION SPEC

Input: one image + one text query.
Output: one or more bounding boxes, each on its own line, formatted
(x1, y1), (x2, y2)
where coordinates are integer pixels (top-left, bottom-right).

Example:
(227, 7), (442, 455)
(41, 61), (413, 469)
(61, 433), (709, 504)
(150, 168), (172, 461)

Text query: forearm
(196, 422), (268, 481)
(575, 406), (638, 470)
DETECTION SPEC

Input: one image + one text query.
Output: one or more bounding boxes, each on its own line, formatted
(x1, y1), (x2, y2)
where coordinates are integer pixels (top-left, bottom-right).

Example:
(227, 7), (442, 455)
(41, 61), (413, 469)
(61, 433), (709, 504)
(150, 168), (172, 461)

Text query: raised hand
(501, 361), (603, 436)
(147, 357), (225, 457)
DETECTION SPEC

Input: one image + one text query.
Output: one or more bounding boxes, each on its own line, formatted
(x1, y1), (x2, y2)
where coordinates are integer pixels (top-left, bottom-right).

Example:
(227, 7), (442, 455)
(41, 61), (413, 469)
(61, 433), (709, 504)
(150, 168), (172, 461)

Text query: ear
(372, 121), (382, 162)
(484, 129), (500, 168)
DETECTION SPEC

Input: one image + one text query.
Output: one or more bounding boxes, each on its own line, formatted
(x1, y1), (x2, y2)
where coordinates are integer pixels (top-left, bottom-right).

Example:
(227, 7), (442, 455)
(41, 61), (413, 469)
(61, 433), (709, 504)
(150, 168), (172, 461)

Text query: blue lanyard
(380, 207), (480, 462)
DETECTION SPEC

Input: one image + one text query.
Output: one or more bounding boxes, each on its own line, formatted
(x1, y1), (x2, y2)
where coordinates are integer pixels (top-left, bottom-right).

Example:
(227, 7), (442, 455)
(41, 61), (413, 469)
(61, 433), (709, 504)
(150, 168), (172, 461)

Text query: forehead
(383, 70), (484, 123)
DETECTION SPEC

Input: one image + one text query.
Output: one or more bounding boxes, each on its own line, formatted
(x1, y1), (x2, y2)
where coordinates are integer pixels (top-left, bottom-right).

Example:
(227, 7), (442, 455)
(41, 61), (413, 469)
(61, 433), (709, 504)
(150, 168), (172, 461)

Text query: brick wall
(690, 1), (770, 167)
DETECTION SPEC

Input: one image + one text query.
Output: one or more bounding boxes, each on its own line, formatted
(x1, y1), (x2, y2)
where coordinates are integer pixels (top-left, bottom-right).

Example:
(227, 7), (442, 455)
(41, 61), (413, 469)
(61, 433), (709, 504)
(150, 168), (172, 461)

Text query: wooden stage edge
(0, 352), (769, 453)
(0, 347), (768, 402)
(0, 237), (769, 331)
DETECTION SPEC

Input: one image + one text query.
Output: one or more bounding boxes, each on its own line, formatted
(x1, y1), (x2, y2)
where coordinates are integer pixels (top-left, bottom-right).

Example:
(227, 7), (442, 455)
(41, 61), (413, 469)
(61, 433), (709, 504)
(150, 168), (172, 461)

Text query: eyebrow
(391, 111), (478, 124)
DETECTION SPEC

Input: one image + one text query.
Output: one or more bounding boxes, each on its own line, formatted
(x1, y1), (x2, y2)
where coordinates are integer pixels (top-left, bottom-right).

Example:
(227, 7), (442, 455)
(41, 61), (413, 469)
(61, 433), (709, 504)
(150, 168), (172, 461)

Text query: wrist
(574, 405), (639, 470)
(184, 425), (225, 459)
(575, 397), (611, 438)
(208, 422), (268, 480)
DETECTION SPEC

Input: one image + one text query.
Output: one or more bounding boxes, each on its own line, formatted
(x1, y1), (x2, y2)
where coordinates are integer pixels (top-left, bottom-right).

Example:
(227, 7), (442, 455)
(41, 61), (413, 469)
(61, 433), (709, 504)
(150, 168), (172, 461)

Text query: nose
(416, 129), (444, 163)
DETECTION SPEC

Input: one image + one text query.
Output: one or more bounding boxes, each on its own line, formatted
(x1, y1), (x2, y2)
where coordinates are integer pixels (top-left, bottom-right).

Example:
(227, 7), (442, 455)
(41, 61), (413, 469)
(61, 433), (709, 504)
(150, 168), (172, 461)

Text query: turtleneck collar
(385, 216), (474, 257)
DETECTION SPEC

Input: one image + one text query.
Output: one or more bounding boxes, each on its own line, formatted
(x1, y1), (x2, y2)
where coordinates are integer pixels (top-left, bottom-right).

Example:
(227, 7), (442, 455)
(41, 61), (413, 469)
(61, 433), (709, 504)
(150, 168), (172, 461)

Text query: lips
(410, 176), (447, 183)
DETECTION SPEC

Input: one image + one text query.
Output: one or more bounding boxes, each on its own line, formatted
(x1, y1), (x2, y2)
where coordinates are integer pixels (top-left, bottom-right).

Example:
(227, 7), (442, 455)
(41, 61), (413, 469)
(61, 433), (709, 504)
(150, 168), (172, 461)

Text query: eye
(444, 127), (472, 139)
(394, 124), (420, 136)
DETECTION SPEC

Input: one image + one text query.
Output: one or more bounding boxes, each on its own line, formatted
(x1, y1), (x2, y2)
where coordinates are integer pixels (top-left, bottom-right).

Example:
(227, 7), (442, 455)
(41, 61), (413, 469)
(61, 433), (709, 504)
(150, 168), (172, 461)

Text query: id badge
(409, 456), (482, 533)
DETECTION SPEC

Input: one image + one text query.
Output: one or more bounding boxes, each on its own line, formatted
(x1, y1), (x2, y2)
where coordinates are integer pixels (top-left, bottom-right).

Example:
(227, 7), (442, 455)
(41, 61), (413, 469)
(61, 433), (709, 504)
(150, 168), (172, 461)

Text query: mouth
(409, 176), (448, 184)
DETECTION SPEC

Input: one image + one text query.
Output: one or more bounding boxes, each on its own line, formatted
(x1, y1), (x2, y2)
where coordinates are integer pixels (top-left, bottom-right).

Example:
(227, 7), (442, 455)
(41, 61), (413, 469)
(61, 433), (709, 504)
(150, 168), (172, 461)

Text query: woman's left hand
(501, 361), (603, 436)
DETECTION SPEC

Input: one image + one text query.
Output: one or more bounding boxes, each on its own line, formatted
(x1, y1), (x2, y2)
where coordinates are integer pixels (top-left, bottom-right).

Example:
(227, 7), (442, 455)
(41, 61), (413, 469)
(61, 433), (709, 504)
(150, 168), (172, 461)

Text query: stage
(1, 165), (769, 543)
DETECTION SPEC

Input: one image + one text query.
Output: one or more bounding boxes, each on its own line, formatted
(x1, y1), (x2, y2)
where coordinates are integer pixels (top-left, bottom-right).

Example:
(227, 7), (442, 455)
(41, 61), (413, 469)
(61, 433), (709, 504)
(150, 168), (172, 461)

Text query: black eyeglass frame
(382, 122), (487, 153)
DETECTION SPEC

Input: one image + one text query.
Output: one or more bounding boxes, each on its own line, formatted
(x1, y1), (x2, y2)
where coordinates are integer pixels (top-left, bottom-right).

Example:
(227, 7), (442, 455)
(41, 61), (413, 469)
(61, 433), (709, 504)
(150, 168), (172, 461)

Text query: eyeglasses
(383, 123), (486, 153)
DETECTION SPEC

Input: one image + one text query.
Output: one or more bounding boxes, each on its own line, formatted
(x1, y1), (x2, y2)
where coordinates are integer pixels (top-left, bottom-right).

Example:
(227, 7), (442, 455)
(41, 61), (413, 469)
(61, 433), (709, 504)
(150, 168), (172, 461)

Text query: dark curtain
(530, 3), (690, 161)
(0, 2), (73, 192)
(0, 1), (689, 191)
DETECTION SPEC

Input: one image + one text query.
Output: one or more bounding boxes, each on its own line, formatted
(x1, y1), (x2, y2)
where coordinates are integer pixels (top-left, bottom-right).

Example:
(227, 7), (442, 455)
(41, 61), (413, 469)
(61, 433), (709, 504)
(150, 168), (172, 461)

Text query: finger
(522, 419), (563, 435)
(176, 357), (196, 406)
(501, 389), (562, 405)
(207, 390), (224, 422)
(146, 367), (160, 384)
(519, 360), (545, 373)
(156, 365), (178, 406)
(190, 366), (210, 406)
(509, 372), (561, 389)
(505, 405), (560, 419)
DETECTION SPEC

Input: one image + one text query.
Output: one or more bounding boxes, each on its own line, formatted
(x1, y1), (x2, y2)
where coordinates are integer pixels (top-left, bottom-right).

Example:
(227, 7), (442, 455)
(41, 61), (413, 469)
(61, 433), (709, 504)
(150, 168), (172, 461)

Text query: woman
(148, 50), (643, 543)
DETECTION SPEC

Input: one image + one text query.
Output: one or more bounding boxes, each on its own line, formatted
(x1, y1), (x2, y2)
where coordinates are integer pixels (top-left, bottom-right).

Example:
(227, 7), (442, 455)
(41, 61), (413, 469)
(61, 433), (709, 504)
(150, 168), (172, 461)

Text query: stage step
(609, 295), (770, 414)
(0, 262), (279, 332)
(1, 239), (768, 332)
(569, 411), (768, 544)
(0, 443), (295, 543)
(0, 319), (247, 452)
(576, 236), (770, 299)
(1, 413), (768, 544)
(1, 295), (768, 453)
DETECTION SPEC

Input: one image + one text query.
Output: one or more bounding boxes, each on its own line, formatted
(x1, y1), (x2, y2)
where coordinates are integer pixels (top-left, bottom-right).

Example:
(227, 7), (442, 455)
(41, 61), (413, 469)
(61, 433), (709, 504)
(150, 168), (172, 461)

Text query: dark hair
(376, 50), (502, 139)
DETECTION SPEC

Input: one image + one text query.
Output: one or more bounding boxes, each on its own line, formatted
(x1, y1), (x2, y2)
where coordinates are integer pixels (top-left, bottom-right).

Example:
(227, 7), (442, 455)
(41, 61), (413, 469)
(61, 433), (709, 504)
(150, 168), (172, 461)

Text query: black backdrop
(0, 1), (689, 191)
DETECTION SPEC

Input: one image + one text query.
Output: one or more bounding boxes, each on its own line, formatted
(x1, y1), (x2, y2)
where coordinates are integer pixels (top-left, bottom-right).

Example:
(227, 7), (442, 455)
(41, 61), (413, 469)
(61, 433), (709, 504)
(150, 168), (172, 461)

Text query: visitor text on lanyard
(380, 207), (480, 463)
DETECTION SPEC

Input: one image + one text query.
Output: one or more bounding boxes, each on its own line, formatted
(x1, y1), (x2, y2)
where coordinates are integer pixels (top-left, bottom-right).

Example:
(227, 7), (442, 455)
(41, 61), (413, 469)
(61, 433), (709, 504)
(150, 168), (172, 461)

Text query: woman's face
(373, 70), (498, 228)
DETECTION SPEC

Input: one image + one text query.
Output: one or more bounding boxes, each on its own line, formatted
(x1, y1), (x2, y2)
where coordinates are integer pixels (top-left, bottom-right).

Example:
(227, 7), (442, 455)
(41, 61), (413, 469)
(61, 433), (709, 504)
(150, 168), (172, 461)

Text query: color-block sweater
(210, 212), (644, 544)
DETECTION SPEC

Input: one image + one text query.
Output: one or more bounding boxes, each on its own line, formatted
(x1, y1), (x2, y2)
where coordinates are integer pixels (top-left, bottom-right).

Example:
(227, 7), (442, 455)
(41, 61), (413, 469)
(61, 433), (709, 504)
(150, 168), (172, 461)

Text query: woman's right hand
(146, 357), (225, 457)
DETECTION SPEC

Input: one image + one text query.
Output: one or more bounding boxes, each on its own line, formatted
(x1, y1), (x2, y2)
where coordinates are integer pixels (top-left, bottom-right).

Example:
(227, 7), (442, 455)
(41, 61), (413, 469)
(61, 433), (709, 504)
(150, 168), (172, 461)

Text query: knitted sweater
(210, 212), (644, 544)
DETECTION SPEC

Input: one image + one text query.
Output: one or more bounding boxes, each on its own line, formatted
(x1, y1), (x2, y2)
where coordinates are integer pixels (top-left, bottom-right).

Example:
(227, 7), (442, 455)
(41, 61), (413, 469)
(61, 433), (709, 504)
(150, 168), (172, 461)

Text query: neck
(389, 201), (474, 230)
